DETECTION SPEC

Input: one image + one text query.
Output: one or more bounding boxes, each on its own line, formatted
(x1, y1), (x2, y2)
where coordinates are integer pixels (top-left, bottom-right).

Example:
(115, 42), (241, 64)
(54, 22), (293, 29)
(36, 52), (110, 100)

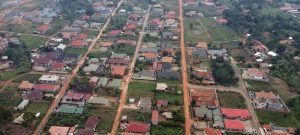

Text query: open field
(122, 109), (151, 123)
(13, 73), (42, 83)
(128, 80), (156, 99)
(155, 93), (183, 105)
(15, 0), (46, 12)
(184, 18), (210, 44)
(1, 22), (38, 34)
(19, 35), (48, 49)
(91, 107), (117, 133)
(45, 19), (68, 36)
(0, 70), (18, 81)
(25, 101), (50, 113)
(245, 80), (277, 93)
(200, 18), (239, 43)
(217, 91), (246, 109)
(255, 109), (300, 127)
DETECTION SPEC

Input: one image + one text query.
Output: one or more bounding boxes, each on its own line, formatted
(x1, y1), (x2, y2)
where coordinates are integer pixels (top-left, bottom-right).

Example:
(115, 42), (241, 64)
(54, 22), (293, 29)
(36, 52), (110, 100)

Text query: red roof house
(37, 24), (50, 34)
(221, 108), (251, 120)
(73, 33), (88, 40)
(157, 99), (168, 108)
(224, 119), (245, 131)
(107, 30), (122, 38)
(89, 76), (99, 87)
(111, 65), (127, 76)
(217, 18), (228, 24)
(151, 110), (159, 125)
(204, 128), (222, 135)
(32, 84), (60, 93)
(70, 40), (86, 47)
(117, 39), (134, 46)
(25, 90), (43, 100)
(85, 115), (100, 130)
(125, 122), (150, 134)
(51, 61), (65, 71)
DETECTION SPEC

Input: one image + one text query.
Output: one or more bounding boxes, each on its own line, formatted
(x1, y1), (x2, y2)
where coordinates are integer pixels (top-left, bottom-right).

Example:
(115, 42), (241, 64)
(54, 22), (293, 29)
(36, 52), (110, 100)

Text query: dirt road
(110, 6), (151, 135)
(32, 0), (124, 134)
(178, 0), (192, 134)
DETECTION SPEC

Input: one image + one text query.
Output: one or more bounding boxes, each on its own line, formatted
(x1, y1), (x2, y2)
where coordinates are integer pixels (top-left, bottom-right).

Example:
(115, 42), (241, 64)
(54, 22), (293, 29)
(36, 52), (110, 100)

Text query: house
(61, 91), (91, 104)
(212, 108), (224, 128)
(33, 57), (52, 71)
(98, 77), (109, 87)
(253, 91), (284, 111)
(125, 121), (150, 134)
(194, 70), (215, 85)
(192, 49), (208, 61)
(49, 126), (70, 135)
(25, 90), (43, 100)
(38, 75), (61, 84)
(251, 40), (269, 53)
(156, 83), (168, 91)
(162, 112), (173, 119)
(88, 96), (111, 107)
(83, 64), (100, 74)
(190, 89), (218, 108)
(107, 79), (122, 89)
(156, 71), (180, 79)
(184, 0), (199, 7)
(142, 53), (157, 61)
(91, 22), (102, 29)
(55, 44), (67, 52)
(132, 70), (156, 80)
(85, 115), (100, 130)
(207, 49), (227, 60)
(193, 106), (213, 120)
(138, 97), (152, 112)
(164, 11), (177, 19)
(0, 60), (13, 70)
(147, 19), (163, 31)
(123, 22), (137, 31)
(161, 56), (173, 63)
(89, 76), (99, 87)
(50, 61), (66, 72)
(110, 53), (128, 59)
(70, 40), (86, 47)
(75, 129), (94, 135)
(204, 128), (222, 135)
(157, 99), (168, 108)
(221, 108), (251, 120)
(161, 31), (174, 39)
(128, 13), (143, 22)
(73, 33), (88, 41)
(151, 110), (159, 125)
(151, 7), (164, 18)
(106, 30), (122, 38)
(16, 100), (29, 110)
(111, 65), (127, 76)
(36, 24), (50, 34)
(106, 58), (131, 66)
(262, 124), (296, 135)
(101, 41), (113, 47)
(72, 20), (86, 27)
(63, 26), (81, 32)
(224, 119), (245, 132)
(32, 84), (60, 93)
(216, 18), (228, 24)
(18, 81), (34, 91)
(246, 68), (267, 80)
(196, 42), (208, 50)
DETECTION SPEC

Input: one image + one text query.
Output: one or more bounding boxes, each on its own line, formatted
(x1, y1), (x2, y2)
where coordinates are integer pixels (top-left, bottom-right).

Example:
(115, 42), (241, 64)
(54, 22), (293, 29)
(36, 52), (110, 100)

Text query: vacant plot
(155, 93), (183, 105)
(65, 47), (88, 56)
(112, 44), (136, 56)
(122, 109), (151, 122)
(151, 125), (184, 135)
(184, 18), (210, 44)
(245, 80), (277, 93)
(1, 23), (37, 34)
(0, 70), (18, 81)
(128, 80), (156, 99)
(200, 18), (239, 43)
(19, 35), (48, 49)
(13, 73), (42, 83)
(16, 0), (46, 12)
(45, 19), (68, 36)
(91, 107), (116, 133)
(255, 109), (300, 127)
(25, 101), (50, 113)
(217, 91), (246, 109)
(83, 30), (100, 39)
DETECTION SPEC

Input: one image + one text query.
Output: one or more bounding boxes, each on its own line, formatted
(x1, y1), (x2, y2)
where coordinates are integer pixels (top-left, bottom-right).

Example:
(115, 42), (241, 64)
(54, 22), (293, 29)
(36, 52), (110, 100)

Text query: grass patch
(45, 19), (68, 36)
(128, 80), (156, 99)
(19, 35), (48, 49)
(245, 80), (277, 93)
(112, 44), (136, 56)
(0, 70), (18, 81)
(255, 109), (300, 127)
(184, 18), (210, 44)
(151, 125), (184, 135)
(25, 101), (50, 113)
(156, 78), (181, 85)
(13, 74), (42, 83)
(155, 93), (183, 105)
(217, 91), (246, 109)
(122, 109), (151, 122)
(2, 23), (38, 34)
(0, 98), (22, 108)
(83, 30), (100, 39)
(200, 18), (239, 42)
(65, 47), (88, 56)
(91, 107), (116, 133)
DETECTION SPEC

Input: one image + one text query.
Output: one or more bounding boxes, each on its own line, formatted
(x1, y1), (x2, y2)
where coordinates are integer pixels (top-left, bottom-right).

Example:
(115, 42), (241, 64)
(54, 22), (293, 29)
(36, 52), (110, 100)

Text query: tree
(189, 23), (193, 30)
(86, 5), (94, 16)
(0, 107), (13, 128)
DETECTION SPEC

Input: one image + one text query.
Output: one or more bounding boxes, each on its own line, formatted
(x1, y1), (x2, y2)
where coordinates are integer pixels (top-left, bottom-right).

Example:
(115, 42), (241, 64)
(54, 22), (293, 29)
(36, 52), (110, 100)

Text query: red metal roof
(70, 40), (85, 47)
(151, 110), (159, 122)
(125, 122), (149, 133)
(32, 84), (59, 92)
(85, 115), (100, 129)
(221, 108), (251, 119)
(224, 119), (245, 130)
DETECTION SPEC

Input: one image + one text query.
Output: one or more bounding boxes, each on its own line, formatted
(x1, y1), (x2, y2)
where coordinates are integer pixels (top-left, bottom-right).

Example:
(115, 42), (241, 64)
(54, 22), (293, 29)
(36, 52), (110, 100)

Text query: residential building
(138, 97), (152, 113)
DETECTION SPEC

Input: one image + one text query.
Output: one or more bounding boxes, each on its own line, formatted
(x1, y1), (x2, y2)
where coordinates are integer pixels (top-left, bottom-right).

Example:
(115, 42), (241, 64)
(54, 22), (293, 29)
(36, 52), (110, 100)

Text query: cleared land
(255, 109), (300, 127)
(128, 80), (156, 99)
(217, 91), (246, 109)
(19, 35), (48, 49)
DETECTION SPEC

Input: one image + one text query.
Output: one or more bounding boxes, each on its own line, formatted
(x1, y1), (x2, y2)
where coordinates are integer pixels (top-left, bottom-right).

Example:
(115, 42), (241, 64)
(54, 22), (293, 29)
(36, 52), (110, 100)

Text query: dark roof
(75, 129), (94, 135)
(125, 122), (150, 133)
(192, 49), (208, 58)
(162, 63), (172, 71)
(106, 58), (130, 65)
(70, 85), (93, 94)
(25, 90), (43, 100)
(58, 53), (80, 60)
(156, 71), (180, 79)
(85, 115), (100, 129)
